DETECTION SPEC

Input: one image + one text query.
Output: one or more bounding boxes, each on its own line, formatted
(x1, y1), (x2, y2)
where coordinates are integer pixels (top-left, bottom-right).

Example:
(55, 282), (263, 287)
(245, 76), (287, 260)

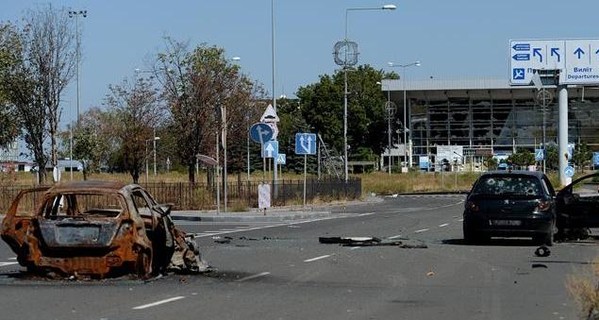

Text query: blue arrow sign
(533, 48), (543, 62)
(551, 47), (561, 62)
(564, 165), (575, 178)
(512, 43), (530, 51)
(262, 140), (278, 158)
(535, 149), (544, 161)
(295, 133), (317, 155)
(250, 123), (273, 144)
(512, 54), (530, 61)
(574, 47), (585, 59)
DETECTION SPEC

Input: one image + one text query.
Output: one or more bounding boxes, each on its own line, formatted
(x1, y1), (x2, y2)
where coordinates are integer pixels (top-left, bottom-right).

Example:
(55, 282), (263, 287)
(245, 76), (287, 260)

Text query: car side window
(132, 191), (152, 216)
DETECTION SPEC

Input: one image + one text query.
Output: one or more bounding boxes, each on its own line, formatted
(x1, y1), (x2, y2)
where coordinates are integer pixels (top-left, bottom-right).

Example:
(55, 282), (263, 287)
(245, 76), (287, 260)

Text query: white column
(558, 85), (570, 186)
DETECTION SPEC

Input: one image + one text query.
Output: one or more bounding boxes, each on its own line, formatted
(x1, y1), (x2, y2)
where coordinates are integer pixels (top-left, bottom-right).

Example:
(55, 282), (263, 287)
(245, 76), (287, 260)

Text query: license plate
(490, 220), (521, 226)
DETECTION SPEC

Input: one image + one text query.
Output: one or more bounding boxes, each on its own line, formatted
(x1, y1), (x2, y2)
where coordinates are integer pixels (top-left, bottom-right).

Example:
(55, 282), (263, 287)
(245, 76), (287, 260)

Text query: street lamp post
(145, 136), (159, 184)
(339, 4), (396, 182)
(68, 10), (87, 125)
(153, 132), (160, 176)
(388, 61), (420, 169)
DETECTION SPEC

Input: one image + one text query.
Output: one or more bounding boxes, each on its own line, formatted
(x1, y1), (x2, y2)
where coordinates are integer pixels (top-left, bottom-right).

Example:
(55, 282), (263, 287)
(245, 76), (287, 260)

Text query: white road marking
(439, 223), (449, 228)
(414, 228), (429, 233)
(388, 235), (403, 239)
(236, 272), (271, 282)
(304, 254), (332, 263)
(0, 262), (18, 267)
(457, 218), (464, 222)
(358, 212), (375, 217)
(8, 257), (16, 260)
(133, 296), (186, 310)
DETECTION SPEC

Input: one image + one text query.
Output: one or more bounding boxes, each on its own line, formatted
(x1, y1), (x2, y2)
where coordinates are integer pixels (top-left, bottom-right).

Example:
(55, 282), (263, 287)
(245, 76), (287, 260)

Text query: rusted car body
(1, 180), (204, 279)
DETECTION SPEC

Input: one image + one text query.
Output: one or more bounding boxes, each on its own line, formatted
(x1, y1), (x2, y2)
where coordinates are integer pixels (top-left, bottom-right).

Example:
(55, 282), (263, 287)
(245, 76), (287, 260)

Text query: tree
(0, 23), (21, 149)
(58, 107), (119, 179)
(573, 141), (592, 173)
(508, 148), (535, 169)
(156, 38), (264, 183)
(2, 5), (76, 183)
(103, 77), (165, 183)
(296, 65), (392, 163)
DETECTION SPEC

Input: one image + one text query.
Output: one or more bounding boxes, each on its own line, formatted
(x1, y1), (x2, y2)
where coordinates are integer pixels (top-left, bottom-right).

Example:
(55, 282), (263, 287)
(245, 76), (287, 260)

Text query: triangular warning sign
(260, 104), (279, 123)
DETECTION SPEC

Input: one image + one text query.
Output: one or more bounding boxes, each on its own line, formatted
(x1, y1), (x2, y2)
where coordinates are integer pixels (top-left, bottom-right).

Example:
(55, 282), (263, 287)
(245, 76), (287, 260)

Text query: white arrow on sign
(300, 134), (313, 153)
(265, 143), (275, 158)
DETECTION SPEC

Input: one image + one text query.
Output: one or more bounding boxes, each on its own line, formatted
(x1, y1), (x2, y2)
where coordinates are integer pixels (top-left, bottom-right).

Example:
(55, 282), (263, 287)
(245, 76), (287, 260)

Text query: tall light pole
(378, 81), (395, 175)
(388, 61), (420, 169)
(145, 136), (159, 184)
(68, 10), (87, 125)
(338, 4), (396, 182)
(153, 132), (160, 176)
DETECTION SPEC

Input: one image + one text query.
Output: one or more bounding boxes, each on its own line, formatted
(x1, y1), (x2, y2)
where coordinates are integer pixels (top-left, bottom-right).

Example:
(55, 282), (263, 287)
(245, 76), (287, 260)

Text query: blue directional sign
(535, 149), (544, 161)
(295, 133), (317, 155)
(593, 152), (599, 167)
(262, 140), (278, 159)
(250, 123), (273, 144)
(276, 153), (286, 165)
(564, 165), (575, 178)
(510, 39), (599, 86)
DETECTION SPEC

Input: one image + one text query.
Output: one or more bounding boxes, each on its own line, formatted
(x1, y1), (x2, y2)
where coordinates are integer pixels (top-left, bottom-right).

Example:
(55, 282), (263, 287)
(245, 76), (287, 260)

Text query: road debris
(318, 236), (427, 248)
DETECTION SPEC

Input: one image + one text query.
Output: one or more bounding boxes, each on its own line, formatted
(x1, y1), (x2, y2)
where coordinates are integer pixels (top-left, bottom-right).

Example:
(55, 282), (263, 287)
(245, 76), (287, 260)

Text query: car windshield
(472, 175), (543, 197)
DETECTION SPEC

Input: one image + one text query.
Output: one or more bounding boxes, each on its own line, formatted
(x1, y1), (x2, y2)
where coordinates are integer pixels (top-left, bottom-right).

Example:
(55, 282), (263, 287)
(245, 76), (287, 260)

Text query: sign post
(295, 133), (317, 206)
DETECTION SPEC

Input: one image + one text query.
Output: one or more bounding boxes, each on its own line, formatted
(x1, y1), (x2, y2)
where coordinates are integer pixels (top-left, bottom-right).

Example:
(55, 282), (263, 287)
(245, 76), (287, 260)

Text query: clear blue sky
(2, 0), (598, 126)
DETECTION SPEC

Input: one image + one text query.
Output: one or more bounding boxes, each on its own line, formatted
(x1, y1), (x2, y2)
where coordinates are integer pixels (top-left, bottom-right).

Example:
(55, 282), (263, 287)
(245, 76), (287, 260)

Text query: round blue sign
(564, 165), (575, 178)
(249, 123), (273, 144)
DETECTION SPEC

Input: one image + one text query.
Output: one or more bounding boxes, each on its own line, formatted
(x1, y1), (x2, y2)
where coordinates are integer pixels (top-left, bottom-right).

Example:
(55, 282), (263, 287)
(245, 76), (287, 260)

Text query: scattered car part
(534, 245), (551, 257)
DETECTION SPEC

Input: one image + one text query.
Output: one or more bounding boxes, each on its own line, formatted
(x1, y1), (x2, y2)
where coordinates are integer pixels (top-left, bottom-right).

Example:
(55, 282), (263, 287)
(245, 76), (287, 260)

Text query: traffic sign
(250, 123), (273, 144)
(564, 165), (575, 178)
(510, 39), (599, 85)
(295, 133), (317, 155)
(535, 149), (544, 161)
(260, 104), (280, 123)
(262, 140), (279, 158)
(276, 153), (286, 165)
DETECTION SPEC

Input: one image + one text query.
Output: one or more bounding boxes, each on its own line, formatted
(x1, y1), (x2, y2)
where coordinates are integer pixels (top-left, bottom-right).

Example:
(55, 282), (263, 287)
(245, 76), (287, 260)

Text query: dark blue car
(463, 170), (557, 245)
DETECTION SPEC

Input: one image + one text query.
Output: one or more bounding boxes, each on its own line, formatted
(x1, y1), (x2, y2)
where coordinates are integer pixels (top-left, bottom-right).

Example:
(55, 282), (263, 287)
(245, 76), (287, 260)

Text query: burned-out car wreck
(1, 180), (208, 279)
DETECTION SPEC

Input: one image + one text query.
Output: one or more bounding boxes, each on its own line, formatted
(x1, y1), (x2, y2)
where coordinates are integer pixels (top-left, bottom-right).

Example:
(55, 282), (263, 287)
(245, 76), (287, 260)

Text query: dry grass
(360, 170), (480, 195)
(567, 259), (599, 319)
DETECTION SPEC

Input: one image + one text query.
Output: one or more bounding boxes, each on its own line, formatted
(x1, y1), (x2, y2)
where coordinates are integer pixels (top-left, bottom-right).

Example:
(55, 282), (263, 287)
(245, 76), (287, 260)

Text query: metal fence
(0, 177), (361, 212)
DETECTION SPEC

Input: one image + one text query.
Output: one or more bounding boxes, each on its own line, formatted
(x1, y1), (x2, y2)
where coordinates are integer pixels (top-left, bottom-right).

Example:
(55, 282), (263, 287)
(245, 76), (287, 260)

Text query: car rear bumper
(464, 213), (554, 237)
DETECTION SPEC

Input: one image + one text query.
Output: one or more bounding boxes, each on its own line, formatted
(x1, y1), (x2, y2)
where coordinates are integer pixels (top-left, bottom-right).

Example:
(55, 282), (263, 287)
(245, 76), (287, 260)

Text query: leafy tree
(0, 23), (21, 148)
(2, 5), (76, 183)
(573, 141), (593, 173)
(156, 38), (264, 183)
(508, 148), (535, 169)
(103, 77), (165, 183)
(296, 65), (391, 163)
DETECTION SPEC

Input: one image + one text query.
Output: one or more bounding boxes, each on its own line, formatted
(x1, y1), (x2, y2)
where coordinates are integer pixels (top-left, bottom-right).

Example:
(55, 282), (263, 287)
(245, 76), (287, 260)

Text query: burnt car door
(556, 173), (599, 230)
(1, 187), (50, 258)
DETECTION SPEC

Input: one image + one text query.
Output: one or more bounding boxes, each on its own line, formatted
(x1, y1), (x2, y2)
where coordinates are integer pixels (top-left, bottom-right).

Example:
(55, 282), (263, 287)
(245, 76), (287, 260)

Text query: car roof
(480, 170), (546, 179)
(48, 180), (138, 194)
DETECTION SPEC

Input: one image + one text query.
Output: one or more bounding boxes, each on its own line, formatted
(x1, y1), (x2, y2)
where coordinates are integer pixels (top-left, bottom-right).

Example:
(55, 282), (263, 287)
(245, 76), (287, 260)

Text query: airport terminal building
(380, 77), (599, 170)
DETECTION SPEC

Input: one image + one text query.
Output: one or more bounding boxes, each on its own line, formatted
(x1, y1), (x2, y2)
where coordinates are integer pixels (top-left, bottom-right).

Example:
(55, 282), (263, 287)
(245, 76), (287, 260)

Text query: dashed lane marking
(439, 223), (450, 228)
(236, 272), (271, 282)
(414, 228), (429, 233)
(0, 262), (18, 267)
(132, 296), (186, 310)
(304, 254), (333, 263)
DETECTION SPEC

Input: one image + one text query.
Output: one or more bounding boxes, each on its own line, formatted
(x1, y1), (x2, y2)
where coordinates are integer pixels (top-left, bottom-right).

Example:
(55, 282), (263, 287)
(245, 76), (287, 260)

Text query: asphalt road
(0, 194), (596, 320)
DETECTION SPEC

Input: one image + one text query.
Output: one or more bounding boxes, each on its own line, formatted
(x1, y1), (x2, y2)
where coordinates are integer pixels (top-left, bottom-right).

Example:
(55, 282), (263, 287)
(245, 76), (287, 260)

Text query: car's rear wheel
(463, 223), (484, 244)
(136, 250), (152, 279)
